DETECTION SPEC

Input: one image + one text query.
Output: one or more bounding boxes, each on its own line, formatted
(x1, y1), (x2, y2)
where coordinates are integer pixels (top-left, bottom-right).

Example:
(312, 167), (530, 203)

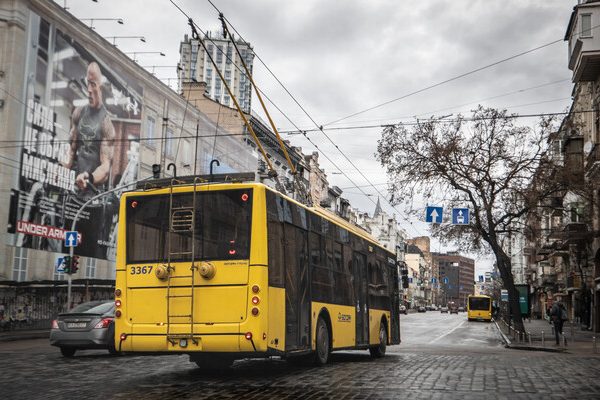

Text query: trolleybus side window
(266, 191), (285, 287)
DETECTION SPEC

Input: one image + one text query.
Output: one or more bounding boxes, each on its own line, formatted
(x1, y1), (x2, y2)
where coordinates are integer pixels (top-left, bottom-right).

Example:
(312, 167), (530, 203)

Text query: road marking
(429, 319), (466, 343)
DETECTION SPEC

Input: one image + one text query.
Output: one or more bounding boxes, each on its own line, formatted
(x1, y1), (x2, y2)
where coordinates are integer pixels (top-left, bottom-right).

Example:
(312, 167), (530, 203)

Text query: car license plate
(67, 322), (87, 328)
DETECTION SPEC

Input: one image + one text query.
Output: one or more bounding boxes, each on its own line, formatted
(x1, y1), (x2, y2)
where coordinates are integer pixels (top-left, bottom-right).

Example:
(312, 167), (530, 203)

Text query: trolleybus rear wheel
(314, 316), (330, 366)
(369, 321), (387, 358)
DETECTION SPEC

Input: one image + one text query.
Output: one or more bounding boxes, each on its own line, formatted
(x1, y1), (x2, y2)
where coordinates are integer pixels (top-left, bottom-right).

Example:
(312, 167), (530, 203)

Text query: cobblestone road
(2, 339), (600, 399)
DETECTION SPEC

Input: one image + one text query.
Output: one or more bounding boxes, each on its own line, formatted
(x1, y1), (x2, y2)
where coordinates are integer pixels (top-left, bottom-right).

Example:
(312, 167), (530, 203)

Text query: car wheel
(314, 316), (330, 366)
(60, 347), (76, 357)
(369, 322), (387, 358)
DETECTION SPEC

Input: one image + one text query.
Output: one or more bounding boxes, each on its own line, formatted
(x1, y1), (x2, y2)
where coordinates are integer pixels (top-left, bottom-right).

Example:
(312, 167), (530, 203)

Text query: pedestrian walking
(550, 299), (568, 345)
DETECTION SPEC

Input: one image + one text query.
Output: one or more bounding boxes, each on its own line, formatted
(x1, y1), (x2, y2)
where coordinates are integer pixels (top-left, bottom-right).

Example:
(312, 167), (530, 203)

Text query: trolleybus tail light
(131, 201), (138, 208)
(252, 285), (260, 293)
(245, 332), (252, 340)
(251, 307), (259, 316)
(115, 299), (122, 308)
(120, 333), (128, 341)
(251, 296), (260, 305)
(94, 318), (114, 329)
(228, 240), (236, 255)
(241, 193), (249, 202)
(51, 320), (59, 329)
(115, 310), (122, 318)
(114, 289), (122, 297)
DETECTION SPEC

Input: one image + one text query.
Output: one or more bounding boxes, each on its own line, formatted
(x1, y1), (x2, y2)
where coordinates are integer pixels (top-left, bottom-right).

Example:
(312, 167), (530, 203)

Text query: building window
(146, 116), (156, 148)
(581, 14), (592, 37)
(12, 247), (28, 282)
(226, 45), (232, 64)
(207, 44), (213, 58)
(85, 258), (97, 279)
(570, 203), (584, 223)
(216, 45), (223, 63)
(165, 128), (175, 159)
(182, 140), (192, 167)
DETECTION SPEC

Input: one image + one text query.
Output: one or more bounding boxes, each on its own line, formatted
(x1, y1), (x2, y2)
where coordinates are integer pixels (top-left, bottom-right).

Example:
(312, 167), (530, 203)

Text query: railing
(496, 316), (598, 353)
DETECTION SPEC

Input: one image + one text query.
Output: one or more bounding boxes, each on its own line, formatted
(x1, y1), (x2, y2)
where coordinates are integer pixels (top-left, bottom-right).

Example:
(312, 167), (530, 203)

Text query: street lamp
(64, 0), (97, 10)
(124, 51), (166, 62)
(79, 18), (124, 29)
(141, 65), (182, 74)
(105, 36), (146, 46)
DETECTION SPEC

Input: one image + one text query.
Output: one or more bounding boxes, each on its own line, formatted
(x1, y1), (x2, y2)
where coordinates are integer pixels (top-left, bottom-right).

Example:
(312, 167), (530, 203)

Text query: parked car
(400, 305), (408, 315)
(417, 306), (426, 313)
(440, 306), (449, 313)
(458, 306), (465, 312)
(50, 300), (116, 357)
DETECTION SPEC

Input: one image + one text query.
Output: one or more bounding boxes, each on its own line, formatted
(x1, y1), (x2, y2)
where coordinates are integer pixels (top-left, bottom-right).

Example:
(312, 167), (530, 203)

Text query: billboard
(7, 15), (142, 261)
(515, 284), (530, 317)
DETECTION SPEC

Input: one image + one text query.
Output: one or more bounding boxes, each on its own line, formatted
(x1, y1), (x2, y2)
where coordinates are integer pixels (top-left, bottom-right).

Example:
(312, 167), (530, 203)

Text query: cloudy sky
(59, 0), (576, 273)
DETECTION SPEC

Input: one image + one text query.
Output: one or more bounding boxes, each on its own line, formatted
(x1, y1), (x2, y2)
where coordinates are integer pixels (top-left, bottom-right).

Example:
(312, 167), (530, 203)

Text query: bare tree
(376, 106), (561, 332)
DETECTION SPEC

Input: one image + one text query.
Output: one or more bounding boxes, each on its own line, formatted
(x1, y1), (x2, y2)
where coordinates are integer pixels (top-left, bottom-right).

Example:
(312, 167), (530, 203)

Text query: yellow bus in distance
(467, 295), (493, 321)
(114, 176), (401, 368)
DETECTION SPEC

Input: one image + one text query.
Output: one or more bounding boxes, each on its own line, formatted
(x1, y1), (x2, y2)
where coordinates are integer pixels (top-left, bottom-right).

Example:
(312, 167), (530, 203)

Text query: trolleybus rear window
(125, 189), (252, 263)
(468, 297), (491, 311)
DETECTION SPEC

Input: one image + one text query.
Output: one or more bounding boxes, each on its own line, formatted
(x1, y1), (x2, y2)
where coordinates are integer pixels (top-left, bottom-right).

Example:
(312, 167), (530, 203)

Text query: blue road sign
(65, 231), (79, 247)
(425, 206), (443, 223)
(479, 275), (484, 282)
(452, 208), (469, 225)
(443, 277), (449, 284)
(55, 257), (65, 273)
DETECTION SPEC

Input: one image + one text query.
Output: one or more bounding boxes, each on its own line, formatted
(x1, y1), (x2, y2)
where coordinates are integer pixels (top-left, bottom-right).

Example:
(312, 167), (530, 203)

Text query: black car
(50, 300), (116, 357)
(417, 306), (426, 313)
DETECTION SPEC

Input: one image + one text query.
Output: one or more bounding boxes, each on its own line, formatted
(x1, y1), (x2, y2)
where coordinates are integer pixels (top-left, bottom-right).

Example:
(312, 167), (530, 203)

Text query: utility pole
(65, 180), (149, 309)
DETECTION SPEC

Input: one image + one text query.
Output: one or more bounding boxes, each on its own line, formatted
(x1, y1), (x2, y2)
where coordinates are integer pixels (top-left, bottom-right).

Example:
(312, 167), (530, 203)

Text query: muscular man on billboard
(65, 61), (115, 200)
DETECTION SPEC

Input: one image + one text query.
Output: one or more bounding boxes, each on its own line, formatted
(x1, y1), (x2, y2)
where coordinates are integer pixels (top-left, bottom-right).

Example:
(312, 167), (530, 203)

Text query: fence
(0, 279), (115, 331)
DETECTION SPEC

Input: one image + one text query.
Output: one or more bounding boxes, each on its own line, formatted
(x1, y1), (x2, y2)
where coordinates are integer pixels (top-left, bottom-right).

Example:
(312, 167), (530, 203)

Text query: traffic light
(63, 256), (72, 274)
(71, 256), (80, 274)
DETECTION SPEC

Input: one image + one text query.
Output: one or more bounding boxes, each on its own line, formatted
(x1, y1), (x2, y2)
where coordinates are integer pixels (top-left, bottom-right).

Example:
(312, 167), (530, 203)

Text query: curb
(493, 319), (512, 347)
(492, 320), (565, 353)
(0, 330), (50, 342)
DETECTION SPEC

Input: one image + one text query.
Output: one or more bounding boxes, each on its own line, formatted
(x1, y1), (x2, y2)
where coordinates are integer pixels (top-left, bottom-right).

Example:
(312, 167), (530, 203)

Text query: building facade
(523, 0), (600, 330)
(432, 252), (475, 308)
(0, 0), (255, 319)
(178, 32), (254, 113)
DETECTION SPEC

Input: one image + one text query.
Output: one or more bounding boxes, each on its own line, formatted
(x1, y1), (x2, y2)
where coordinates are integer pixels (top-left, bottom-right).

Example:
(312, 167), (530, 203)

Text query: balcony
(585, 143), (600, 179)
(566, 3), (600, 82)
(540, 273), (557, 287)
(567, 274), (583, 291)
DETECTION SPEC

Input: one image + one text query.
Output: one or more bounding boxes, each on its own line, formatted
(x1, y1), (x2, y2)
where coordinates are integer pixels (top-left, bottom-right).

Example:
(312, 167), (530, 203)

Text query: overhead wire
(200, 0), (425, 235)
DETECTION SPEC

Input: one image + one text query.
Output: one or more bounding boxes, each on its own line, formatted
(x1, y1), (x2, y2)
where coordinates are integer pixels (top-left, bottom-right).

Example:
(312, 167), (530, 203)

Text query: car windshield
(70, 301), (113, 315)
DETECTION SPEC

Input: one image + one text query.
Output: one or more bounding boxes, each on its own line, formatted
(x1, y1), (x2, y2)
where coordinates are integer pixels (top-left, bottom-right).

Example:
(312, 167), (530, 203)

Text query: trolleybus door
(284, 225), (310, 350)
(353, 251), (369, 345)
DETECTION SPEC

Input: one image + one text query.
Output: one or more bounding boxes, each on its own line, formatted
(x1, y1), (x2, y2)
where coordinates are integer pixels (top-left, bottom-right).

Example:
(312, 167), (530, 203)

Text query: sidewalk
(496, 317), (600, 355)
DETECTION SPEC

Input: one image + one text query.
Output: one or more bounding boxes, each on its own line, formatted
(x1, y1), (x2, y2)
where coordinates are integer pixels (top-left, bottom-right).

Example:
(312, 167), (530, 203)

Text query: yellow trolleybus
(114, 175), (401, 367)
(467, 295), (493, 322)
